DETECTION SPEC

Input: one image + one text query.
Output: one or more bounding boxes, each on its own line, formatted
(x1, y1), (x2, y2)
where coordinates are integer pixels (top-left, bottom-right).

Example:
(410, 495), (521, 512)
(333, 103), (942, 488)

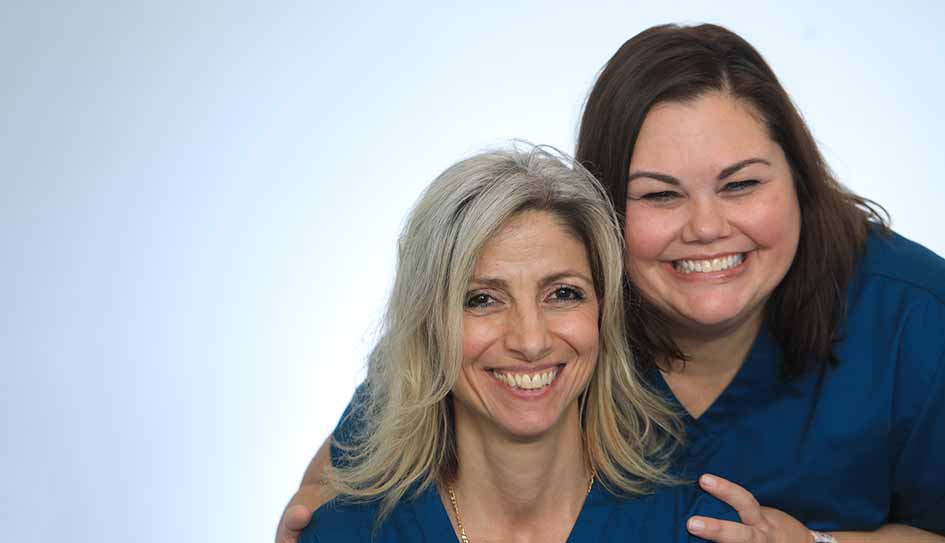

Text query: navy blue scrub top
(300, 480), (737, 543)
(649, 230), (945, 534)
(327, 229), (945, 534)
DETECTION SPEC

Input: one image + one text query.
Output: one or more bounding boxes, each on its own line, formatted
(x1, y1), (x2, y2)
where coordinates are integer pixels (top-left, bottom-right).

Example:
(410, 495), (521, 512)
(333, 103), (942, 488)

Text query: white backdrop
(3, 1), (944, 542)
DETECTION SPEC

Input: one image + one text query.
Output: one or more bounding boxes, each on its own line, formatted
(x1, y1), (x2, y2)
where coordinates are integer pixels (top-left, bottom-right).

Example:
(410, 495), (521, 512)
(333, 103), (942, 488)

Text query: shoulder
(593, 482), (737, 542)
(856, 228), (945, 304)
(330, 383), (369, 466)
(300, 498), (377, 543)
(841, 229), (945, 437)
(846, 228), (945, 365)
(300, 485), (452, 543)
(848, 227), (945, 344)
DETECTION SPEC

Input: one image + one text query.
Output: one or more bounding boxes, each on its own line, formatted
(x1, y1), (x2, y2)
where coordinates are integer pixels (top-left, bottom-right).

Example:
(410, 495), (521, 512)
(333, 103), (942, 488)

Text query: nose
(682, 196), (731, 243)
(504, 303), (553, 362)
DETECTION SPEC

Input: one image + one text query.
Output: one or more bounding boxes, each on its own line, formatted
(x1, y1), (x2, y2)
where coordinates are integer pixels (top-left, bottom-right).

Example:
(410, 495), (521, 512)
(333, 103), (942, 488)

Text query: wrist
(810, 530), (837, 543)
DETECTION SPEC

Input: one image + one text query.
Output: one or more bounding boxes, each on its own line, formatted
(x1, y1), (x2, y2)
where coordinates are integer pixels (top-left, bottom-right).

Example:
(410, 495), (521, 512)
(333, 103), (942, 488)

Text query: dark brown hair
(576, 23), (888, 377)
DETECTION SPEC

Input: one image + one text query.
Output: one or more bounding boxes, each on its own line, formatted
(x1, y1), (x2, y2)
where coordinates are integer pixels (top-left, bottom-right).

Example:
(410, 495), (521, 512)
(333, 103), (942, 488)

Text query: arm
(831, 526), (945, 543)
(276, 382), (370, 542)
(275, 437), (337, 543)
(688, 475), (945, 543)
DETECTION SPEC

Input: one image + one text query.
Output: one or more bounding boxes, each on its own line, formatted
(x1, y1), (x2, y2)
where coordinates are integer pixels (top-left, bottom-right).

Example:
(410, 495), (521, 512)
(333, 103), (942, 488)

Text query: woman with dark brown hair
(570, 23), (945, 543)
(278, 24), (945, 543)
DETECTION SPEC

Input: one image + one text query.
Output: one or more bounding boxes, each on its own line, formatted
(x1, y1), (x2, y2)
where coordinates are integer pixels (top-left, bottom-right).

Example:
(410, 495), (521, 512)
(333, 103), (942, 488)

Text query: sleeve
(329, 382), (368, 467)
(889, 298), (945, 534)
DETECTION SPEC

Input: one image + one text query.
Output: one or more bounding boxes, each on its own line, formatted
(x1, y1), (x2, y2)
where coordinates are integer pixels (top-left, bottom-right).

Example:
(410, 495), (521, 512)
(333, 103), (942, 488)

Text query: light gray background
(3, 1), (944, 542)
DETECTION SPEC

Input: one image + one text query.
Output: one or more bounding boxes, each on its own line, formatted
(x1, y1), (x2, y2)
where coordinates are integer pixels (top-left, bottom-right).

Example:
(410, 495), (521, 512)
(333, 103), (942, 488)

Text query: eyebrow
(717, 158), (771, 180)
(627, 157), (772, 185)
(470, 277), (508, 290)
(626, 171), (680, 185)
(543, 271), (594, 286)
(469, 270), (594, 289)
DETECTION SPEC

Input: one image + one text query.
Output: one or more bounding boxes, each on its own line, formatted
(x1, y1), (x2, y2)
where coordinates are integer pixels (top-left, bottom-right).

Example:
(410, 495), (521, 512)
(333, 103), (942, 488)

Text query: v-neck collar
(648, 325), (783, 443)
(411, 481), (608, 542)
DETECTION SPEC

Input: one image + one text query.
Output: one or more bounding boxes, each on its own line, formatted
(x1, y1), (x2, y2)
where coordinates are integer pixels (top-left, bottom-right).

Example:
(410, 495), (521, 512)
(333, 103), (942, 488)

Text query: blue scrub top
(648, 229), (945, 533)
(301, 480), (737, 542)
(328, 229), (945, 534)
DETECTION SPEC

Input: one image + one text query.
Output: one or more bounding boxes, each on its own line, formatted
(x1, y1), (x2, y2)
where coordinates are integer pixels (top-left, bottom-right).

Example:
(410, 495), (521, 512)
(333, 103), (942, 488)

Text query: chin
(675, 299), (763, 335)
(497, 402), (585, 441)
(688, 309), (743, 327)
(495, 414), (560, 441)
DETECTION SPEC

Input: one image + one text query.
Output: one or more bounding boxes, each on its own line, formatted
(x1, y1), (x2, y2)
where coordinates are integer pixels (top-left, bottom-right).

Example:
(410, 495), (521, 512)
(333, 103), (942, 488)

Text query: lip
(489, 363), (562, 374)
(674, 251), (745, 261)
(490, 363), (565, 398)
(664, 250), (752, 281)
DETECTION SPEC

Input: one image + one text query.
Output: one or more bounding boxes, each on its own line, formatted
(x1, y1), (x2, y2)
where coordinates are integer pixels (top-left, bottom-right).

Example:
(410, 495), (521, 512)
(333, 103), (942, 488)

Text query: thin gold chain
(447, 469), (595, 543)
(446, 485), (470, 543)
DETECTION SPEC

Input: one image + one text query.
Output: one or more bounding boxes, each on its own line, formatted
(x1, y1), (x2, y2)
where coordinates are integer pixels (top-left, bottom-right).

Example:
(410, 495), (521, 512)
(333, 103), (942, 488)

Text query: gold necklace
(446, 469), (596, 543)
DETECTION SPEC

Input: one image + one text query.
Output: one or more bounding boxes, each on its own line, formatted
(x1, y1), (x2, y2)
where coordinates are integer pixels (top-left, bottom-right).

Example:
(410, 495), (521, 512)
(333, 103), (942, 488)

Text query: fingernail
(701, 474), (717, 488)
(689, 518), (705, 531)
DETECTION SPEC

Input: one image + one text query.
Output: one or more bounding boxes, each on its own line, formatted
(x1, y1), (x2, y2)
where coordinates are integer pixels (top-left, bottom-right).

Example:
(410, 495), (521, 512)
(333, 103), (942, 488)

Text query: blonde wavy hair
(325, 144), (682, 521)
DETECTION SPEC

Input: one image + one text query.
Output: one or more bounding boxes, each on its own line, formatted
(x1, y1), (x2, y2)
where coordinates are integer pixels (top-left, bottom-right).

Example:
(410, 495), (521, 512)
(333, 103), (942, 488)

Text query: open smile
(491, 365), (562, 391)
(672, 252), (747, 274)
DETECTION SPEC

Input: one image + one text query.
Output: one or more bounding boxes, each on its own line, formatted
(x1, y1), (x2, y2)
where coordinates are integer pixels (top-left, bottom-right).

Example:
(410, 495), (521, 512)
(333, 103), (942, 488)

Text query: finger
(276, 504), (313, 543)
(699, 474), (764, 526)
(688, 516), (762, 543)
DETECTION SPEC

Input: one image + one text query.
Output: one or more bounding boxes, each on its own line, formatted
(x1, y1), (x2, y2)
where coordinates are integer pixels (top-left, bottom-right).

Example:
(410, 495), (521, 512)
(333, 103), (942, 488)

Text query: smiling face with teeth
(624, 92), (801, 339)
(453, 210), (599, 442)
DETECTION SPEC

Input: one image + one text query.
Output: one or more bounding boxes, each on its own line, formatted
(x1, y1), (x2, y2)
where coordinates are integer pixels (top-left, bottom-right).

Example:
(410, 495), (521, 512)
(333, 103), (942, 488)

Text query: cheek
(782, 189), (802, 243)
(776, 205), (801, 255)
(578, 324), (600, 383)
(585, 335), (600, 368)
(750, 186), (801, 250)
(624, 210), (674, 262)
(462, 318), (496, 364)
(575, 321), (600, 358)
(564, 323), (599, 388)
(554, 306), (600, 359)
(623, 226), (662, 289)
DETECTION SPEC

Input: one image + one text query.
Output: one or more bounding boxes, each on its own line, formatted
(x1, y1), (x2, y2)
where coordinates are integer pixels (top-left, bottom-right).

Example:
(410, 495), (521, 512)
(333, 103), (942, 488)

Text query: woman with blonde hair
(300, 145), (734, 542)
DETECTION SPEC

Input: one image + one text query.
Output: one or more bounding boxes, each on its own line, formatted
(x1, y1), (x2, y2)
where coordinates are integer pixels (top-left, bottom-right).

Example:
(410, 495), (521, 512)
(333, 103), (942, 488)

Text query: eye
(636, 190), (681, 202)
(547, 286), (586, 303)
(465, 292), (496, 309)
(721, 180), (759, 193)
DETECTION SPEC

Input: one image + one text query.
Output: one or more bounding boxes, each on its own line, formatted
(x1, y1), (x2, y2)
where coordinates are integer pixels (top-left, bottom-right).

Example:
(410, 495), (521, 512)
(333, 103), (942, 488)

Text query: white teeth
(493, 368), (558, 390)
(674, 253), (745, 274)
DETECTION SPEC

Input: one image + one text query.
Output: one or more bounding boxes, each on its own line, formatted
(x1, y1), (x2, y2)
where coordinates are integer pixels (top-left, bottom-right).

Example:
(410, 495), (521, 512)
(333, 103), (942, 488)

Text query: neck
(446, 401), (591, 542)
(660, 311), (764, 419)
(668, 309), (764, 376)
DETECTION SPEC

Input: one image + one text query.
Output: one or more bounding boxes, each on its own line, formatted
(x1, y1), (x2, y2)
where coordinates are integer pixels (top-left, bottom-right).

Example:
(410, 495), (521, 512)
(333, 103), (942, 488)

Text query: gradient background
(3, 1), (944, 542)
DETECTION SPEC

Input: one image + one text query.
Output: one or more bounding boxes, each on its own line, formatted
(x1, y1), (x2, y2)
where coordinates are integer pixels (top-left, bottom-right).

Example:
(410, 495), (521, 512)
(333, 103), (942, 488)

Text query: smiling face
(452, 210), (599, 442)
(624, 92), (801, 339)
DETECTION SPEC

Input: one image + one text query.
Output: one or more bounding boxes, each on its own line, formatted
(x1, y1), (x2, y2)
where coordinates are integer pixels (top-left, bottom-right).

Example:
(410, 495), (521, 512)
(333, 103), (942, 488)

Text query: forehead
(473, 211), (590, 273)
(631, 92), (779, 172)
